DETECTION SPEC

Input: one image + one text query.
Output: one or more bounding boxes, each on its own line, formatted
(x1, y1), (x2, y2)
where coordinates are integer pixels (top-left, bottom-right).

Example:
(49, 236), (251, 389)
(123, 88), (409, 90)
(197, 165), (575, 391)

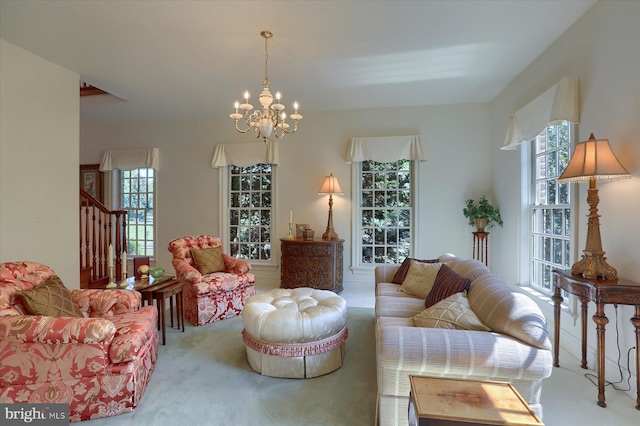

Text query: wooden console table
(552, 269), (640, 409)
(280, 238), (343, 292)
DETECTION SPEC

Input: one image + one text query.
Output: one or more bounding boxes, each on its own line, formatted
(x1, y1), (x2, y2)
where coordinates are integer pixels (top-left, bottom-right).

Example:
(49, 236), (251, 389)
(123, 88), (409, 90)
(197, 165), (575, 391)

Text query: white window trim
(350, 160), (420, 274)
(218, 165), (279, 268)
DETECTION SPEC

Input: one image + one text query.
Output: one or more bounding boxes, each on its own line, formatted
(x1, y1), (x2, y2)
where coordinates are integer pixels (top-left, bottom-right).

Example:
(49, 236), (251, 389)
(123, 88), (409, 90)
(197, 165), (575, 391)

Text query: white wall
(81, 103), (492, 288)
(490, 1), (640, 397)
(0, 40), (80, 285)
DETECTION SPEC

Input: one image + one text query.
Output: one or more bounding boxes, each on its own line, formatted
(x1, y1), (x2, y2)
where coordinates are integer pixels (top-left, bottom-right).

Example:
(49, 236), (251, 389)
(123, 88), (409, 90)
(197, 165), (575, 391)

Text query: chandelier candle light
(230, 30), (302, 143)
(318, 173), (343, 241)
(557, 133), (630, 280)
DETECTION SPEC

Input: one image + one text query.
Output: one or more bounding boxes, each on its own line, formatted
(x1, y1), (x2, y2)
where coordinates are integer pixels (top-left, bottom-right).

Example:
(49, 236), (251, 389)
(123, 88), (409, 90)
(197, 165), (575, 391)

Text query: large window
(229, 164), (272, 261)
(530, 121), (573, 292)
(121, 168), (155, 257)
(357, 159), (413, 265)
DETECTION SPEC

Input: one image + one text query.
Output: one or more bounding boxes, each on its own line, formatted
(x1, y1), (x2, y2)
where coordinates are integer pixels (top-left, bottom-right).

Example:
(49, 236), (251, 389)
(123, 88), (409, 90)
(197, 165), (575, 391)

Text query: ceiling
(0, 1), (597, 123)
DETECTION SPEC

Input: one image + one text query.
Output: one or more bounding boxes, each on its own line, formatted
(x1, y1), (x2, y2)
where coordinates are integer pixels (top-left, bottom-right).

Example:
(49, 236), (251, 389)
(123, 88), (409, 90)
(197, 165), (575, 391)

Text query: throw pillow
(16, 275), (82, 317)
(191, 246), (225, 275)
(391, 257), (439, 284)
(425, 263), (471, 308)
(399, 261), (443, 299)
(412, 292), (491, 331)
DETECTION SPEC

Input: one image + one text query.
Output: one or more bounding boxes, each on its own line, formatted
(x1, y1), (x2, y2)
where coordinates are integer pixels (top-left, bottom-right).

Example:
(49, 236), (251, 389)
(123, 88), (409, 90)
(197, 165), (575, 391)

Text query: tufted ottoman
(241, 287), (348, 378)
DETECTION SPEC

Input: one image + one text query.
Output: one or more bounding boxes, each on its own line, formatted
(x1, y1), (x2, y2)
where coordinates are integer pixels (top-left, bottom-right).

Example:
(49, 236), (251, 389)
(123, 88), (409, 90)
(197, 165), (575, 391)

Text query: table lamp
(557, 133), (630, 280)
(318, 173), (343, 240)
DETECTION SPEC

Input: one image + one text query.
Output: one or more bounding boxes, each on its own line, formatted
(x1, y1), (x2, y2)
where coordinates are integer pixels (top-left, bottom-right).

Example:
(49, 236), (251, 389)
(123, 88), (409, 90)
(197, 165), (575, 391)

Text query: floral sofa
(375, 254), (553, 426)
(168, 235), (256, 326)
(0, 261), (158, 422)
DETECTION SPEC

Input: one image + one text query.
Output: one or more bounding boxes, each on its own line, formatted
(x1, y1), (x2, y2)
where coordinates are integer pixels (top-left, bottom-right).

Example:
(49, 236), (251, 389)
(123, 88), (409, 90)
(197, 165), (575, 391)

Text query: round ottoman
(241, 287), (348, 378)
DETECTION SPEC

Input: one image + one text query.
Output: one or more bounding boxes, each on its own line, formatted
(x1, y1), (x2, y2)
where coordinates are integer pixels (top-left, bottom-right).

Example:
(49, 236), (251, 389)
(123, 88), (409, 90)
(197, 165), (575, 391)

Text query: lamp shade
(318, 173), (344, 195)
(558, 133), (630, 183)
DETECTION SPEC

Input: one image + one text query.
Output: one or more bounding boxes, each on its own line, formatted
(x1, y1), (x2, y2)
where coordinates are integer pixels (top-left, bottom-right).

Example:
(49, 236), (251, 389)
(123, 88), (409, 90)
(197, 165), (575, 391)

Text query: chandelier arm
(233, 120), (252, 134)
(279, 121), (299, 135)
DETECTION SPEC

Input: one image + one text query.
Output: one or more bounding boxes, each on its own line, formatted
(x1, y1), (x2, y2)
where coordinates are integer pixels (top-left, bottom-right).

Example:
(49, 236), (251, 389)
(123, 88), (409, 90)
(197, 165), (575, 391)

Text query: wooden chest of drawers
(280, 238), (343, 292)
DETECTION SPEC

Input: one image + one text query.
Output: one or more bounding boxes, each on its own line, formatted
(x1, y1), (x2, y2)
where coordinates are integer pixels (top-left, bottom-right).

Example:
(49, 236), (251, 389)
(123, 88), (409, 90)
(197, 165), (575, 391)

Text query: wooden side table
(152, 281), (185, 345)
(408, 376), (543, 425)
(118, 276), (185, 346)
(552, 269), (640, 409)
(280, 238), (343, 292)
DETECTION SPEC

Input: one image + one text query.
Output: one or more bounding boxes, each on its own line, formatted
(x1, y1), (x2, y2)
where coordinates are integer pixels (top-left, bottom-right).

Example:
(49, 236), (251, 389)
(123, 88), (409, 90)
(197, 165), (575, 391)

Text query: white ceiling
(0, 0), (597, 122)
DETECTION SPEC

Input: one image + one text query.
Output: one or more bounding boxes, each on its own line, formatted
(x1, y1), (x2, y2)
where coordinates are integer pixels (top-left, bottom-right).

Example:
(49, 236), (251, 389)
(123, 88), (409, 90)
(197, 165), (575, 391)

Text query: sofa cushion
(391, 257), (439, 284)
(375, 295), (426, 319)
(191, 246), (225, 275)
(412, 292), (491, 331)
(468, 274), (551, 350)
(399, 261), (443, 299)
(425, 264), (471, 308)
(16, 276), (82, 318)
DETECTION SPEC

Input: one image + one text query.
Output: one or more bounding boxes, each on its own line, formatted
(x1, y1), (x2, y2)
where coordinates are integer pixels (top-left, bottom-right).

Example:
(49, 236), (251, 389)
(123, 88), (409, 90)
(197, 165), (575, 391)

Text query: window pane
(530, 121), (572, 294)
(228, 164), (272, 261)
(121, 169), (155, 257)
(358, 160), (413, 264)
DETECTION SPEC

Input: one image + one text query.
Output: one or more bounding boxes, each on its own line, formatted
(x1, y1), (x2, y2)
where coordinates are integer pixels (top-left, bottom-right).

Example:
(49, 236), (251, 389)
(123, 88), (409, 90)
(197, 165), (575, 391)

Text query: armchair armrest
(72, 289), (141, 317)
(172, 258), (203, 283)
(223, 254), (251, 275)
(0, 315), (116, 344)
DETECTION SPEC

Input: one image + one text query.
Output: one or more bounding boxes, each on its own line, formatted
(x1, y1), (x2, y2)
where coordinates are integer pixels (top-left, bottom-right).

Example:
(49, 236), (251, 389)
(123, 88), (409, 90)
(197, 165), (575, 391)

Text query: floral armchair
(168, 235), (256, 326)
(0, 261), (158, 422)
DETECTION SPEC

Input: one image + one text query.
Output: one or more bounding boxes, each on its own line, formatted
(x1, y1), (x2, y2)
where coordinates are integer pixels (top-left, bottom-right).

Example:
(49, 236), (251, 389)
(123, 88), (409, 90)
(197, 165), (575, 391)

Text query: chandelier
(230, 30), (302, 143)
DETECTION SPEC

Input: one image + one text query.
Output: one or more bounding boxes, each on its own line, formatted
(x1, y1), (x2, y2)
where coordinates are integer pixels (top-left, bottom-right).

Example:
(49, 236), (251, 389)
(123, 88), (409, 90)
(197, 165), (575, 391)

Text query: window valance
(99, 147), (160, 171)
(345, 135), (425, 164)
(501, 76), (580, 150)
(211, 140), (279, 167)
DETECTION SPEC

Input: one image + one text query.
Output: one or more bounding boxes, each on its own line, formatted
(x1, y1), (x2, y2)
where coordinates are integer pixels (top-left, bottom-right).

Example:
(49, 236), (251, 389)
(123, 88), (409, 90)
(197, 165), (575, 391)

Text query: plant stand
(473, 231), (489, 266)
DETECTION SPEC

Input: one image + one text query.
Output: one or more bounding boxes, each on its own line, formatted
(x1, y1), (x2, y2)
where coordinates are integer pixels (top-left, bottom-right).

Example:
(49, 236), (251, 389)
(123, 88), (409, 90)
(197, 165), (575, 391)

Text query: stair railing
(80, 188), (127, 288)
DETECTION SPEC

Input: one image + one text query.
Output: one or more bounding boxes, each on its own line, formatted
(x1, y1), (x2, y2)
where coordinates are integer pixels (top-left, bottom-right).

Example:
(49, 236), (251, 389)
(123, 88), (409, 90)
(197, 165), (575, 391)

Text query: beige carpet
(83, 307), (377, 426)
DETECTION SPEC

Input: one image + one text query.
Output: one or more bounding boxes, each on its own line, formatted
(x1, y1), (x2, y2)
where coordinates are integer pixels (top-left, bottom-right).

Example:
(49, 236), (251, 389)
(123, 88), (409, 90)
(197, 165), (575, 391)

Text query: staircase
(80, 189), (127, 288)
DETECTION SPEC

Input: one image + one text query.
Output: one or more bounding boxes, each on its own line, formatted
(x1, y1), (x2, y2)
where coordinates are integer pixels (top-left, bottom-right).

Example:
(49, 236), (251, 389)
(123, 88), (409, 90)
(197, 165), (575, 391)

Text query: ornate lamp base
(571, 252), (617, 280)
(572, 177), (618, 281)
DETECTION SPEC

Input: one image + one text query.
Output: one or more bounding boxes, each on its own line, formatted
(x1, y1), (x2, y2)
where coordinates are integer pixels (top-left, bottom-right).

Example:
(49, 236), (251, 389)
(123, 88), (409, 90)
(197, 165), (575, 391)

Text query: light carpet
(84, 307), (377, 426)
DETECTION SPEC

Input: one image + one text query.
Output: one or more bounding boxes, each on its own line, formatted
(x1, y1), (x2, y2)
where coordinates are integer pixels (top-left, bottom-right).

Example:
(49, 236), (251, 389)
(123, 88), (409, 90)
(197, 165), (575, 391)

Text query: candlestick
(286, 222), (294, 240)
(106, 264), (117, 288)
(121, 251), (127, 281)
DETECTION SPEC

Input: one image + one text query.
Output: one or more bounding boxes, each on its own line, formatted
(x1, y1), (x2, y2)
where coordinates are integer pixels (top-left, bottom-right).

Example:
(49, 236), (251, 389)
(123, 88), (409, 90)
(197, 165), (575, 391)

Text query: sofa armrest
(375, 264), (400, 285)
(172, 258), (203, 283)
(0, 315), (116, 344)
(223, 254), (251, 275)
(72, 289), (141, 317)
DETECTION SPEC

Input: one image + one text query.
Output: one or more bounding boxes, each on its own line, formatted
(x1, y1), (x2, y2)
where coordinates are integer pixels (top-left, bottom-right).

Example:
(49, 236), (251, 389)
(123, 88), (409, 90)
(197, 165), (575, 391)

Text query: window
(229, 164), (272, 261)
(529, 121), (573, 292)
(356, 159), (414, 266)
(121, 168), (155, 257)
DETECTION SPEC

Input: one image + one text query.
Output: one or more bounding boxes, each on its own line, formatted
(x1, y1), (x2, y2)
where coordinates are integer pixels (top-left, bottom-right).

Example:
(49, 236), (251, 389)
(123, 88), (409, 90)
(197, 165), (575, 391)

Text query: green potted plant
(463, 196), (503, 232)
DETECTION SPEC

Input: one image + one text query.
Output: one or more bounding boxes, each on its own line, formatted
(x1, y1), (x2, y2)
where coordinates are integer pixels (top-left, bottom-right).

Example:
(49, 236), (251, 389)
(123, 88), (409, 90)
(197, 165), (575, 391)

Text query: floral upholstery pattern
(0, 261), (158, 422)
(168, 235), (256, 326)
